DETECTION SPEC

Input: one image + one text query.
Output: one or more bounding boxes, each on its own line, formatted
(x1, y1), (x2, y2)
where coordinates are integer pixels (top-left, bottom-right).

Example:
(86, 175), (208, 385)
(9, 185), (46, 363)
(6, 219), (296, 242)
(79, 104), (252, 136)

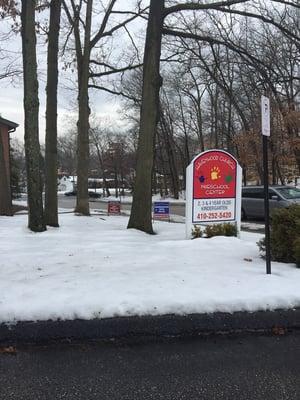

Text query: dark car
(88, 191), (101, 199)
(64, 190), (101, 199)
(241, 185), (300, 219)
(64, 190), (77, 196)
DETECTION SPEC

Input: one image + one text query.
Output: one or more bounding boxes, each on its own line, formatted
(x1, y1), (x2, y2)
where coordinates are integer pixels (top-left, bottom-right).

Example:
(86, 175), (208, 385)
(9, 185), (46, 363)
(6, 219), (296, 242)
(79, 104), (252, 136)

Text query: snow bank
(0, 214), (299, 323)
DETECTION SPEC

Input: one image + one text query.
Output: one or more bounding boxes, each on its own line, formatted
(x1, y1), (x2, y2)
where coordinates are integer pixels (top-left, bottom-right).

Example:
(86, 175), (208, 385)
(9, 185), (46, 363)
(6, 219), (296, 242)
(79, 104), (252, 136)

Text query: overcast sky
(0, 0), (146, 143)
(0, 80), (124, 143)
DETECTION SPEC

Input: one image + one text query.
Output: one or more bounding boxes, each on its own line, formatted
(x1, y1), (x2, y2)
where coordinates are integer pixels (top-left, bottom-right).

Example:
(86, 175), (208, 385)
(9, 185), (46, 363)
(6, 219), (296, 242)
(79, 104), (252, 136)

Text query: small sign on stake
(153, 201), (170, 221)
(107, 200), (121, 215)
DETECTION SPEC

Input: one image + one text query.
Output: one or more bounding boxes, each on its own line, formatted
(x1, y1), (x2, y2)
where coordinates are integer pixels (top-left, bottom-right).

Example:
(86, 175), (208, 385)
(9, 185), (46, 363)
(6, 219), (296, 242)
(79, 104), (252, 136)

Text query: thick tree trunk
(45, 0), (61, 227)
(21, 0), (46, 232)
(127, 0), (164, 233)
(75, 0), (92, 215)
(75, 73), (91, 215)
(0, 132), (12, 216)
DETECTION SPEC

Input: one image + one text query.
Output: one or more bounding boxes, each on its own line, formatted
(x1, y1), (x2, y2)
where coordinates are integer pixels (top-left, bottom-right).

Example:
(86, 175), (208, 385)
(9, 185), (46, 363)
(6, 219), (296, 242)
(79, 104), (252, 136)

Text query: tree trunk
(74, 0), (93, 215)
(114, 164), (118, 198)
(21, 0), (46, 232)
(160, 112), (179, 199)
(127, 0), (164, 233)
(294, 147), (300, 175)
(93, 139), (110, 196)
(276, 160), (285, 185)
(45, 0), (61, 227)
(195, 98), (204, 152)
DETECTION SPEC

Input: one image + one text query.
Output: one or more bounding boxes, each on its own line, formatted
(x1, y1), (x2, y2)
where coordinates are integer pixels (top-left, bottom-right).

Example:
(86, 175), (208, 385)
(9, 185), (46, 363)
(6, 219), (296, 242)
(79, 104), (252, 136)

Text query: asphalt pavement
(1, 332), (299, 400)
(58, 194), (186, 217)
(58, 195), (265, 231)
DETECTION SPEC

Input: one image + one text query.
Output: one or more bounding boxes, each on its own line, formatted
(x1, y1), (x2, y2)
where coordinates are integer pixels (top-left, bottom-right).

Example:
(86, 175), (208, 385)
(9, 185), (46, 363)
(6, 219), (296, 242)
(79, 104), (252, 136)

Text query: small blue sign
(153, 201), (170, 219)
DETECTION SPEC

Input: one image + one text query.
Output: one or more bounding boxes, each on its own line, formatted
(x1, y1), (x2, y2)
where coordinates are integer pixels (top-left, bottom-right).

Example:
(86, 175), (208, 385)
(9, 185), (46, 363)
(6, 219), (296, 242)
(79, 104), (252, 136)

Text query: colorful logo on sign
(193, 151), (237, 199)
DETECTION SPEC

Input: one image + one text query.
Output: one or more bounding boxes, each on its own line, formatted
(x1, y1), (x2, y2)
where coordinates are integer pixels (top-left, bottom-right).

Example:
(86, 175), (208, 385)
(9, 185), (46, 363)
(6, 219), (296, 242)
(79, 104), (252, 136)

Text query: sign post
(185, 150), (242, 238)
(261, 95), (271, 275)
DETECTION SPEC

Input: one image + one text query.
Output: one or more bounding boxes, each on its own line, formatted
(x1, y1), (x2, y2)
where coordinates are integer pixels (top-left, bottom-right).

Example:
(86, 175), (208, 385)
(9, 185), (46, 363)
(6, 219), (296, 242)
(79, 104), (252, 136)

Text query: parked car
(64, 190), (77, 196)
(88, 191), (101, 199)
(241, 185), (300, 220)
(64, 190), (101, 199)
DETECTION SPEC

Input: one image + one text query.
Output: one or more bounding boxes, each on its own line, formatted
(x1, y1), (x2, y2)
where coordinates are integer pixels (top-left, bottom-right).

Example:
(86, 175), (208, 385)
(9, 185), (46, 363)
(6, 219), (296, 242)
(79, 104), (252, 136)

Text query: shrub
(204, 223), (237, 238)
(293, 237), (300, 268)
(257, 204), (300, 265)
(269, 204), (300, 263)
(191, 225), (203, 239)
(257, 237), (265, 255)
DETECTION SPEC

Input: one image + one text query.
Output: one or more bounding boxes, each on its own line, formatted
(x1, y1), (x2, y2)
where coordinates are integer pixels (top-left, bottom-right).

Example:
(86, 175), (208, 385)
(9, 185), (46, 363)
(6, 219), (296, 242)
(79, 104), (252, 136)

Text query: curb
(1, 308), (300, 345)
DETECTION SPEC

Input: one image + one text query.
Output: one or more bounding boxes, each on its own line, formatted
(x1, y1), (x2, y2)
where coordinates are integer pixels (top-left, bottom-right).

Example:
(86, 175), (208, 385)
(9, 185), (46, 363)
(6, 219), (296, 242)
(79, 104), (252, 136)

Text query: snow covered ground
(0, 213), (299, 324)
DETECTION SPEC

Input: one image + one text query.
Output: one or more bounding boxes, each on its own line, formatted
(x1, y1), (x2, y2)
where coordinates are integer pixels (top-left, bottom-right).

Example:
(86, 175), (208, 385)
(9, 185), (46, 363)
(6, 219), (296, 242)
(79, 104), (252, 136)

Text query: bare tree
(21, 0), (46, 232)
(0, 0), (22, 81)
(127, 0), (164, 233)
(45, 0), (62, 227)
(90, 127), (111, 197)
(62, 0), (144, 216)
(127, 0), (300, 233)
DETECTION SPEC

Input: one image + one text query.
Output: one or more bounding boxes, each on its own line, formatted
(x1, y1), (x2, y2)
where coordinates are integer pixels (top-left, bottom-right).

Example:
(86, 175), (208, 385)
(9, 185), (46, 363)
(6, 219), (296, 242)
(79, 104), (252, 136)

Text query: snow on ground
(12, 199), (28, 207)
(0, 214), (299, 324)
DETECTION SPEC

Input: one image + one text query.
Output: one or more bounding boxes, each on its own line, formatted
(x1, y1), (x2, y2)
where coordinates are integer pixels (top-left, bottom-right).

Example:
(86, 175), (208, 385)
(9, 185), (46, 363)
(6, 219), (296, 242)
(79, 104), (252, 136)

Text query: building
(0, 116), (19, 216)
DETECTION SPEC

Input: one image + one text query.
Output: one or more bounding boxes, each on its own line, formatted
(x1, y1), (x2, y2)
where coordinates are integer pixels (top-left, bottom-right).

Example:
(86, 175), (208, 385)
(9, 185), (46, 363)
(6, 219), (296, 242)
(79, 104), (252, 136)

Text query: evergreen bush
(191, 225), (203, 239)
(204, 223), (237, 238)
(257, 204), (300, 265)
(269, 205), (300, 263)
(293, 237), (300, 268)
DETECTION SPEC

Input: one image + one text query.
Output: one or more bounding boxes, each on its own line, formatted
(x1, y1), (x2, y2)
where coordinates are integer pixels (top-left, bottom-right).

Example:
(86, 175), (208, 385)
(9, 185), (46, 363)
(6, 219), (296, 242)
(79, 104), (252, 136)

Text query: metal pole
(263, 135), (271, 274)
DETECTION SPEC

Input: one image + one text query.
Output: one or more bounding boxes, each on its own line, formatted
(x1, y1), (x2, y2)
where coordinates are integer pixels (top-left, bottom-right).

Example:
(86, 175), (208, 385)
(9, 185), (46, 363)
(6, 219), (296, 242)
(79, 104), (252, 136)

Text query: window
(276, 187), (300, 200)
(269, 189), (278, 200)
(242, 188), (264, 199)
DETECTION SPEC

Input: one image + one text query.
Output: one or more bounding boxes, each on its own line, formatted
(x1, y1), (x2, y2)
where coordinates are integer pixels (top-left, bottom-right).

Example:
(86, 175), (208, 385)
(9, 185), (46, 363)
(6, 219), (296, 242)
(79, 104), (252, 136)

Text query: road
(1, 332), (299, 399)
(58, 195), (265, 232)
(59, 194), (186, 217)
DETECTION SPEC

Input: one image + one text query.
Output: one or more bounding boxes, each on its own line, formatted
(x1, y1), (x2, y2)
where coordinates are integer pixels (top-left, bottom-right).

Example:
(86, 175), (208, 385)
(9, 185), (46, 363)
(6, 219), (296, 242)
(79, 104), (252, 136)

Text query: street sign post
(261, 95), (271, 274)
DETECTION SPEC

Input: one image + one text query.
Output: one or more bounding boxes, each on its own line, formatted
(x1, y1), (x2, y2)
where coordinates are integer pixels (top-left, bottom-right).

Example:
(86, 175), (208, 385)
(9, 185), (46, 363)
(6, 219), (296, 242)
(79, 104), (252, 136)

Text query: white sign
(261, 95), (270, 136)
(185, 149), (242, 239)
(193, 198), (236, 223)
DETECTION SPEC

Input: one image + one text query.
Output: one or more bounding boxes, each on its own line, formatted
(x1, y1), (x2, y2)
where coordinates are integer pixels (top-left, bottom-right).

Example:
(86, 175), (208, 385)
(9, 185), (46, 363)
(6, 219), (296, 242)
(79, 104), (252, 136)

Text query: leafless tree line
(0, 0), (299, 234)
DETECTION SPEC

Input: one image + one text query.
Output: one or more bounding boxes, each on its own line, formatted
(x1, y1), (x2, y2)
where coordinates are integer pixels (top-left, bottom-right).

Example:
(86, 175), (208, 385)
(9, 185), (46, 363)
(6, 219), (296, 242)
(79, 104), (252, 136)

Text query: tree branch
(88, 84), (139, 102)
(89, 0), (117, 49)
(162, 27), (280, 99)
(214, 6), (299, 44)
(164, 0), (250, 17)
(89, 63), (143, 78)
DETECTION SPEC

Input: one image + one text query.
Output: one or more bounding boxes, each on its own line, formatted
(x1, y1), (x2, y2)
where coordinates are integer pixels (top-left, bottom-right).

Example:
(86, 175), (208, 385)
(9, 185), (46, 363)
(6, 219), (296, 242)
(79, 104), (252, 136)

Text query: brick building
(0, 116), (19, 216)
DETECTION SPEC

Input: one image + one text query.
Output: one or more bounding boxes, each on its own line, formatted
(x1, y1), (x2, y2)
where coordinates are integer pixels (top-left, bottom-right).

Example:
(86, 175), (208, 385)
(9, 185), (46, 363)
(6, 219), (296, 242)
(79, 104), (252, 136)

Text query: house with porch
(0, 116), (19, 216)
